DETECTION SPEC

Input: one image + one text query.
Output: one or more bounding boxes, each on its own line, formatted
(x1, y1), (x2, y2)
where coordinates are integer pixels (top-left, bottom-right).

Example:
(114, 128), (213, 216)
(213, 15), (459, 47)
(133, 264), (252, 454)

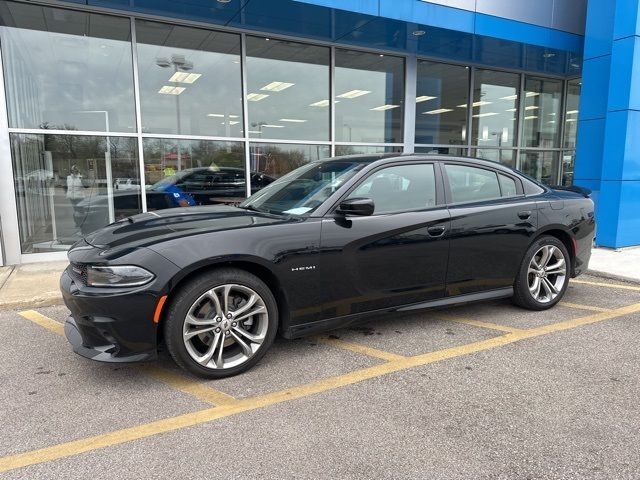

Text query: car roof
(320, 153), (518, 175)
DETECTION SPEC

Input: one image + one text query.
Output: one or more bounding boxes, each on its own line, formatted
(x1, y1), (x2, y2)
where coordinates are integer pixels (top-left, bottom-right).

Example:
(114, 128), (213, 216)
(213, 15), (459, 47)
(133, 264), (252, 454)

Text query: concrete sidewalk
(0, 247), (637, 310)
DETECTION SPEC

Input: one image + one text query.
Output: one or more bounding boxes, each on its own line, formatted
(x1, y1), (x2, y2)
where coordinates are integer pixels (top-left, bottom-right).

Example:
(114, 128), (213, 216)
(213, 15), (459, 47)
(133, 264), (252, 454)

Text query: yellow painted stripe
(434, 313), (524, 334)
(3, 302), (640, 474)
(18, 310), (64, 336)
(18, 310), (236, 407)
(559, 301), (609, 313)
(571, 279), (640, 292)
(139, 366), (237, 406)
(315, 336), (406, 362)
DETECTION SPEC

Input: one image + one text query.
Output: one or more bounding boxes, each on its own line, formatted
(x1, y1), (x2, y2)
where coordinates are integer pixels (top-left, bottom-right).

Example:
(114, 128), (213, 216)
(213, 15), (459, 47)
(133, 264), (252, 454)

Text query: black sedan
(61, 155), (595, 378)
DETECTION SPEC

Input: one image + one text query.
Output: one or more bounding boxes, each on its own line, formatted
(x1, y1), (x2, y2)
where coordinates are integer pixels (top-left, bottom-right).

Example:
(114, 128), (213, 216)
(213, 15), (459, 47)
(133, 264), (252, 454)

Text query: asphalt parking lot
(1, 274), (639, 479)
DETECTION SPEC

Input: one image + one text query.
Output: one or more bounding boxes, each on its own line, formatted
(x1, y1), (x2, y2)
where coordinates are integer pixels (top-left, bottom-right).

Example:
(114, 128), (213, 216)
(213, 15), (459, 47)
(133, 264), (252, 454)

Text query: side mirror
(336, 198), (374, 216)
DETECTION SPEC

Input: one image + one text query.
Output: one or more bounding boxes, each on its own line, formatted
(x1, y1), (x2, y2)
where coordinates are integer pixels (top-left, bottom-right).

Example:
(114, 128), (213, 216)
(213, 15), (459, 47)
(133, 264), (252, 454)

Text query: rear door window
(445, 164), (501, 203)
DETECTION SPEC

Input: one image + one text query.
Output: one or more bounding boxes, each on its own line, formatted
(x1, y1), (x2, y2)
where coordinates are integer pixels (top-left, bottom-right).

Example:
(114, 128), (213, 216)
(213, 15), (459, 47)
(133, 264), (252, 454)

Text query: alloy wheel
(527, 245), (567, 303)
(182, 284), (269, 370)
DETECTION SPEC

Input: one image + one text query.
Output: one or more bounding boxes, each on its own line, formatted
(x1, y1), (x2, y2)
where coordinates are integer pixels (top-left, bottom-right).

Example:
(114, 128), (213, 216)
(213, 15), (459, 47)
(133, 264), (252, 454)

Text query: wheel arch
(157, 257), (290, 343)
(530, 226), (576, 276)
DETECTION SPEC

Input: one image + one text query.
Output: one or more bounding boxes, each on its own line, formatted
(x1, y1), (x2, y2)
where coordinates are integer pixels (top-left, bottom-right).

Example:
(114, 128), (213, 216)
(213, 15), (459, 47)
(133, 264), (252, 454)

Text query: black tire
(164, 268), (278, 378)
(512, 235), (570, 311)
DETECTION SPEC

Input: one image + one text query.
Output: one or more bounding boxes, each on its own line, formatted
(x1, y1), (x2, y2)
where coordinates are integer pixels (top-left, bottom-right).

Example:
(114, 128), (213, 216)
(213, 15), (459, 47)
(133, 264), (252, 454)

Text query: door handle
(427, 225), (446, 237)
(517, 210), (532, 220)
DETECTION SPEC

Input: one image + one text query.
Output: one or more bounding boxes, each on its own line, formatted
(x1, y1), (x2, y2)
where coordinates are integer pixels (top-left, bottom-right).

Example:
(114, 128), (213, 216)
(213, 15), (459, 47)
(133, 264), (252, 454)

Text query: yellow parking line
(17, 310), (236, 408)
(571, 279), (640, 292)
(18, 310), (64, 336)
(139, 366), (237, 407)
(434, 313), (524, 334)
(4, 301), (640, 474)
(315, 336), (406, 362)
(559, 302), (609, 313)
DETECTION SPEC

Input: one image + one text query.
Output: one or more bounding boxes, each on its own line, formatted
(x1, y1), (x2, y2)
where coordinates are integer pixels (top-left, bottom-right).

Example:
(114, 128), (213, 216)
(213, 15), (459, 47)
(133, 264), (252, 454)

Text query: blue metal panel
(602, 110), (640, 181)
(378, 0), (475, 33)
(608, 36), (640, 111)
(612, 0), (640, 40)
(583, 0), (616, 59)
(579, 55), (611, 120)
(575, 118), (606, 181)
(596, 180), (640, 248)
(474, 13), (583, 53)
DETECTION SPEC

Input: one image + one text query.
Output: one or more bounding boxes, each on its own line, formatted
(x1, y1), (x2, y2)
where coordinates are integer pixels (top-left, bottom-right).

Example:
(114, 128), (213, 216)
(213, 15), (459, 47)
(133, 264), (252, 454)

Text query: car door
(442, 162), (538, 296)
(319, 161), (450, 319)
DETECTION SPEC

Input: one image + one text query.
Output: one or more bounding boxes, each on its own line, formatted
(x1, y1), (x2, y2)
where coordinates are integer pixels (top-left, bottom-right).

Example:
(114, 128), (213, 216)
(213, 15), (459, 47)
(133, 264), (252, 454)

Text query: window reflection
(335, 145), (402, 156)
(415, 146), (469, 157)
(142, 139), (247, 208)
(335, 50), (404, 143)
(246, 37), (329, 141)
(561, 151), (575, 186)
(136, 21), (242, 137)
(11, 134), (140, 252)
(249, 143), (330, 192)
(473, 148), (516, 167)
(520, 151), (559, 185)
(0, 2), (136, 133)
(521, 76), (562, 148)
(415, 61), (469, 145)
(564, 79), (580, 149)
(472, 69), (519, 148)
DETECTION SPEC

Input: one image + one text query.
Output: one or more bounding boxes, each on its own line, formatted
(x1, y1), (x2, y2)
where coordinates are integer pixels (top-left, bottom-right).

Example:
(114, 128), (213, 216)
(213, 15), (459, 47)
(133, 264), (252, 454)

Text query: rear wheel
(164, 268), (278, 378)
(513, 236), (570, 310)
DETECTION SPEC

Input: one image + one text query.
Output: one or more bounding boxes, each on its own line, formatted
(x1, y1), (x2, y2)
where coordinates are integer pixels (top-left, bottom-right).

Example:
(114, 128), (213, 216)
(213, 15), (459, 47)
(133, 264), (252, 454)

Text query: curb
(0, 294), (64, 312)
(586, 269), (640, 286)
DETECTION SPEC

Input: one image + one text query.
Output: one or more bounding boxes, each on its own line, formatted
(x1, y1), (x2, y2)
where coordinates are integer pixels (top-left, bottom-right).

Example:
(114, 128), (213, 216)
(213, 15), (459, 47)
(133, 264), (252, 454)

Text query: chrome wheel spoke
(182, 283), (269, 370)
(527, 244), (566, 303)
(543, 277), (558, 296)
(546, 259), (566, 275)
(529, 276), (541, 299)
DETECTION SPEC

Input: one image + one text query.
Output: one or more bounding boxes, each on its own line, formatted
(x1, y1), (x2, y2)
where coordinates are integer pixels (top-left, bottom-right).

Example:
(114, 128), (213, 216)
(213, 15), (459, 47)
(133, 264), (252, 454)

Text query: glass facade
(0, 0), (581, 258)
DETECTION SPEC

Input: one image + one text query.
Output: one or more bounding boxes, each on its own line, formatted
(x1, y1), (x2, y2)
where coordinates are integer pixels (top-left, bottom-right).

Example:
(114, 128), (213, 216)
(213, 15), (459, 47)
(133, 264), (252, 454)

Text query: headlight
(86, 265), (155, 287)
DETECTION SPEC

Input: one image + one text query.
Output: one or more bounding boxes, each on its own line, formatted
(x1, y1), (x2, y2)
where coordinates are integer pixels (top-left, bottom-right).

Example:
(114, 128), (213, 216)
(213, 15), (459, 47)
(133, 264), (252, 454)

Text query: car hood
(82, 205), (295, 252)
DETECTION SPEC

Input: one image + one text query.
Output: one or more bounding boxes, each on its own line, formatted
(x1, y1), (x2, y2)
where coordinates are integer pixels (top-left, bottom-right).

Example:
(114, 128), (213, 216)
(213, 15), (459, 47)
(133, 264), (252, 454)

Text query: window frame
(327, 160), (445, 217)
(440, 160), (524, 206)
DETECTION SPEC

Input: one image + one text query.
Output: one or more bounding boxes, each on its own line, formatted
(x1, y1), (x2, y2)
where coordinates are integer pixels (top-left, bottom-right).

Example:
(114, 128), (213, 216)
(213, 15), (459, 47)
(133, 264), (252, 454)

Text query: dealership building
(0, 0), (635, 265)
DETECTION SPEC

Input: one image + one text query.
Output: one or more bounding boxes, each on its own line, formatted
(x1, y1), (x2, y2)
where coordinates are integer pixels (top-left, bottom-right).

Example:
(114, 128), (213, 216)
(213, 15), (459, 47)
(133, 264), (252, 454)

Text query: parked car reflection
(74, 166), (275, 234)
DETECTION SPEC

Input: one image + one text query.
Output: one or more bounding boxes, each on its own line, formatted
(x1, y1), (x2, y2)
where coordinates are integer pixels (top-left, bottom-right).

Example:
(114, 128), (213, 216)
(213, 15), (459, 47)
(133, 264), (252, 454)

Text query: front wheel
(164, 268), (278, 378)
(512, 236), (570, 310)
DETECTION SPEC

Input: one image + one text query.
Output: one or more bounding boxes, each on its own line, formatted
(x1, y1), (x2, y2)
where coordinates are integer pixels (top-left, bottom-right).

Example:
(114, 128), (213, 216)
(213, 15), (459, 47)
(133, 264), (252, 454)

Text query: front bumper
(60, 245), (180, 363)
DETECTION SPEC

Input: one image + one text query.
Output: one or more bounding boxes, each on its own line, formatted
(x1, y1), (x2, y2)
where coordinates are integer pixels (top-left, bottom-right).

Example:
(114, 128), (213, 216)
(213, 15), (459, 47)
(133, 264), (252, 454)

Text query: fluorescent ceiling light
(566, 110), (579, 114)
(525, 115), (538, 120)
(370, 104), (399, 111)
(547, 121), (556, 124)
(458, 101), (492, 108)
(309, 99), (330, 107)
(525, 105), (539, 110)
(505, 108), (517, 112)
(247, 93), (269, 101)
(416, 95), (437, 102)
(158, 86), (185, 95)
(566, 118), (577, 122)
(500, 94), (518, 101)
(260, 81), (295, 92)
(424, 108), (454, 115)
(220, 121), (240, 125)
(169, 72), (202, 84)
(247, 130), (262, 134)
(472, 112), (499, 118)
(207, 113), (224, 118)
(526, 92), (540, 97)
(262, 124), (284, 128)
(279, 118), (307, 123)
(337, 89), (371, 99)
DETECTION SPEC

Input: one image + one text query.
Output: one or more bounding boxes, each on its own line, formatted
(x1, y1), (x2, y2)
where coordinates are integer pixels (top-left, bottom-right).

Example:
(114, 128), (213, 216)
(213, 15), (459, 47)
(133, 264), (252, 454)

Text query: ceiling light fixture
(262, 124), (284, 128)
(500, 94), (518, 101)
(246, 93), (269, 101)
(566, 110), (579, 114)
(525, 115), (539, 120)
(169, 72), (202, 84)
(525, 105), (539, 110)
(158, 86), (185, 95)
(370, 104), (399, 111)
(472, 112), (499, 118)
(416, 95), (437, 102)
(458, 101), (492, 108)
(260, 81), (295, 92)
(309, 99), (330, 107)
(279, 118), (307, 123)
(337, 89), (371, 99)
(424, 108), (454, 115)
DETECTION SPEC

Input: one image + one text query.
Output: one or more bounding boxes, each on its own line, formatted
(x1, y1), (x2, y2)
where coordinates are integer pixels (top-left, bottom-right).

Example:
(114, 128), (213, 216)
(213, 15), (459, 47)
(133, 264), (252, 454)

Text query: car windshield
(240, 161), (364, 215)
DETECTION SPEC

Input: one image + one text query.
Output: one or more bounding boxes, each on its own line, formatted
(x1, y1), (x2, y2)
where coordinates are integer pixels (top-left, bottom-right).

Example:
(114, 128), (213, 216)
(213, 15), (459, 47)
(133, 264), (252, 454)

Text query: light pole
(156, 54), (193, 172)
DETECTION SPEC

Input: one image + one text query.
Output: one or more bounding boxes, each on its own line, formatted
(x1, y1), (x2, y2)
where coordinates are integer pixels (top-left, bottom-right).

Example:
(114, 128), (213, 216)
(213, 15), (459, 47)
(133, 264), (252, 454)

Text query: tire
(164, 268), (278, 378)
(512, 235), (570, 311)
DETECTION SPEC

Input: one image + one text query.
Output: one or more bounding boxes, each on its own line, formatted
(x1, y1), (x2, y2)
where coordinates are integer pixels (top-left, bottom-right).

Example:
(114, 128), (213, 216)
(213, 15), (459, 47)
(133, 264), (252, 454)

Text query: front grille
(69, 262), (87, 285)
